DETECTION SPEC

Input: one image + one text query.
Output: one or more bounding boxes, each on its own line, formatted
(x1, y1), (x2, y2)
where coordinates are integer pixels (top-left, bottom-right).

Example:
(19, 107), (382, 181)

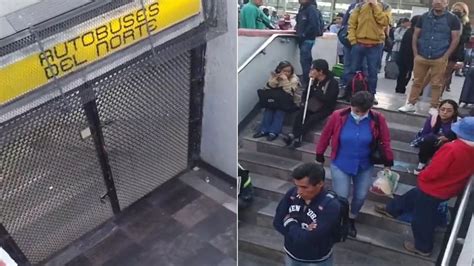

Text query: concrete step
(240, 152), (413, 206)
(238, 250), (283, 266)
(251, 199), (442, 263)
(250, 109), (422, 144)
(242, 132), (420, 165)
(239, 140), (419, 187)
(252, 185), (446, 238)
(301, 120), (420, 144)
(311, 131), (420, 165)
(239, 223), (436, 265)
(335, 102), (428, 127)
(263, 102), (428, 129)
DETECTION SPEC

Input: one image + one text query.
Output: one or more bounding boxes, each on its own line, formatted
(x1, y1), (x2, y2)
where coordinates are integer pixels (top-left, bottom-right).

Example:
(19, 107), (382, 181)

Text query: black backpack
(314, 8), (325, 37)
(321, 191), (350, 243)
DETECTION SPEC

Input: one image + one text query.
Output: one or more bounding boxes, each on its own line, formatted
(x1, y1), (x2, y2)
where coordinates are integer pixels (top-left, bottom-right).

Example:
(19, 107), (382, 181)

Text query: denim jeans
(342, 46), (368, 89)
(386, 188), (444, 253)
(260, 108), (285, 135)
(285, 255), (333, 266)
(341, 46), (353, 87)
(386, 187), (448, 226)
(299, 40), (315, 87)
(330, 163), (374, 217)
(349, 44), (384, 94)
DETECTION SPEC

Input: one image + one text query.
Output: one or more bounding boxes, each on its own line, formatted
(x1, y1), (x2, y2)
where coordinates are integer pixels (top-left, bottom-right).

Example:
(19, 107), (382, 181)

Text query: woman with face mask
(315, 91), (394, 238)
(443, 2), (471, 93)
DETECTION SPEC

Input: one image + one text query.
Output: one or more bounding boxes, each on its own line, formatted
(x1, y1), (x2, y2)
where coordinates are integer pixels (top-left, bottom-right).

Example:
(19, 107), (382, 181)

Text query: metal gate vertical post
(0, 224), (30, 265)
(82, 88), (121, 214)
(188, 44), (207, 166)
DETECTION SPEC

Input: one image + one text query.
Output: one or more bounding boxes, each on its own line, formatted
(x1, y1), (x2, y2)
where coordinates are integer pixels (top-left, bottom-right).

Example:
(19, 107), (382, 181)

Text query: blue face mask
(351, 111), (368, 123)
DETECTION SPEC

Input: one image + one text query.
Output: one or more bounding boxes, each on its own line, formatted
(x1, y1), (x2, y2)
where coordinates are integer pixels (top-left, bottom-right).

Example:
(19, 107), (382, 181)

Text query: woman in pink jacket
(315, 91), (394, 238)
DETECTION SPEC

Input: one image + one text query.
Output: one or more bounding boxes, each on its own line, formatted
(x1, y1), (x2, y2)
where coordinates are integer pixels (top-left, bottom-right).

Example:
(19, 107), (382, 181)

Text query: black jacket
(302, 74), (339, 113)
(450, 22), (472, 62)
(295, 3), (324, 42)
(398, 27), (415, 69)
(273, 187), (341, 262)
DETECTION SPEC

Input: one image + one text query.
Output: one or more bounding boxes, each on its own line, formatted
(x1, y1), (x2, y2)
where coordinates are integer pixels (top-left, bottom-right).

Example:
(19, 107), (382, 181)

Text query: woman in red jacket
(316, 91), (394, 237)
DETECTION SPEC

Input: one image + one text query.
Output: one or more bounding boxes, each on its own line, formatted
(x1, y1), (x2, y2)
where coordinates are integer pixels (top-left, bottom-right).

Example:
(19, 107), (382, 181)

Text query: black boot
(348, 218), (357, 238)
(283, 133), (294, 146)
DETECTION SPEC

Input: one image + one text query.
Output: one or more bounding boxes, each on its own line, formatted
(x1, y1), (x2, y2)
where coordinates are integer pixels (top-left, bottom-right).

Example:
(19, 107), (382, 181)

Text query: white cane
(302, 78), (314, 125)
(299, 78), (313, 143)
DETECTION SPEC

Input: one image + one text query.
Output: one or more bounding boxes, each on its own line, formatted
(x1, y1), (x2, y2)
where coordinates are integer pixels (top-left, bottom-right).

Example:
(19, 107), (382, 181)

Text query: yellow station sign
(0, 0), (202, 105)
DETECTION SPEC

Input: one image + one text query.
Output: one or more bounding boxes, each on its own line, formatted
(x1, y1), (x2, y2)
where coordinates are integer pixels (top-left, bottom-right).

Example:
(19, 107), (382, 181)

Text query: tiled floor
(44, 170), (236, 266)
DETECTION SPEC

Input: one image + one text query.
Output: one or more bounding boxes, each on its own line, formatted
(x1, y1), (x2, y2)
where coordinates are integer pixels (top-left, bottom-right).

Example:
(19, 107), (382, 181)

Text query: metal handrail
(441, 175), (473, 266)
(238, 33), (296, 73)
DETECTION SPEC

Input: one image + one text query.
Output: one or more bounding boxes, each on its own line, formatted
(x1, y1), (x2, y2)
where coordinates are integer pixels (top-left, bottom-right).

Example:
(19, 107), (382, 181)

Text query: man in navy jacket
(296, 0), (324, 88)
(274, 163), (341, 265)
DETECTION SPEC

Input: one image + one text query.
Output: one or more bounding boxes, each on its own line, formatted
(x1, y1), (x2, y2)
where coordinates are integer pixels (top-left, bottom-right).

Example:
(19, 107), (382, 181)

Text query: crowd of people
(240, 0), (474, 265)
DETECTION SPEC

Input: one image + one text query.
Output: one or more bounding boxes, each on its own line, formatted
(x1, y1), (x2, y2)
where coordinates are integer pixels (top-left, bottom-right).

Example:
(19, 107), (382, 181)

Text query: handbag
(370, 114), (387, 165)
(257, 88), (295, 111)
(306, 81), (330, 113)
(383, 35), (394, 52)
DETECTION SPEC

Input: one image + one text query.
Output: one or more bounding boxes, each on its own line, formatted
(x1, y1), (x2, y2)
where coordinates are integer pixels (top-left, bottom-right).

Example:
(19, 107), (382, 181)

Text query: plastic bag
(369, 170), (400, 198)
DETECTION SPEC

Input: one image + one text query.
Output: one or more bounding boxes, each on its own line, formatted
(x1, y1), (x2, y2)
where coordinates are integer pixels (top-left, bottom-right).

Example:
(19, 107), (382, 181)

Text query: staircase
(238, 101), (452, 265)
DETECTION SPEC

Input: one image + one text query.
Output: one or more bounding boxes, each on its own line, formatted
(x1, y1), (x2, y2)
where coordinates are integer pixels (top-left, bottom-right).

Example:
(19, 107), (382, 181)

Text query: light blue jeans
(330, 163), (374, 218)
(285, 255), (333, 266)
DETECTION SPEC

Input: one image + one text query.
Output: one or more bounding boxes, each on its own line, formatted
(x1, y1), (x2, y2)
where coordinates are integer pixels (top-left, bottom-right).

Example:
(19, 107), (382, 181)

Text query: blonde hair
(452, 2), (470, 24)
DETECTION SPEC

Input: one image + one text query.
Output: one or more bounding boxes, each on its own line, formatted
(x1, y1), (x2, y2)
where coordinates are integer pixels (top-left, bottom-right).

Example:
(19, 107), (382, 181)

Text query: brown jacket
(266, 74), (300, 104)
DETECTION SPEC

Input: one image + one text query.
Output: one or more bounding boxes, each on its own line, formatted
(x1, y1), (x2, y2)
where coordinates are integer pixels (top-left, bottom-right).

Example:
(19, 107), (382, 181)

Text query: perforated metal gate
(0, 90), (114, 264)
(0, 50), (193, 264)
(94, 52), (191, 209)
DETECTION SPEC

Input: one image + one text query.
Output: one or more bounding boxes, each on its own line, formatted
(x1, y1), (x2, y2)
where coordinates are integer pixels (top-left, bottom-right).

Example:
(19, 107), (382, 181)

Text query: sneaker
(428, 107), (438, 116)
(403, 241), (431, 257)
(374, 205), (394, 218)
(267, 133), (278, 141)
(398, 103), (416, 112)
(253, 131), (266, 138)
(413, 167), (425, 175)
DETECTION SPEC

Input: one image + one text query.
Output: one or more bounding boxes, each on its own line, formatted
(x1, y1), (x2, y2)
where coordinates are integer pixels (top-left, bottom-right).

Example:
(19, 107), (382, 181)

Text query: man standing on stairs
(375, 117), (474, 257)
(295, 0), (325, 89)
(274, 163), (341, 266)
(397, 0), (461, 115)
(346, 0), (392, 105)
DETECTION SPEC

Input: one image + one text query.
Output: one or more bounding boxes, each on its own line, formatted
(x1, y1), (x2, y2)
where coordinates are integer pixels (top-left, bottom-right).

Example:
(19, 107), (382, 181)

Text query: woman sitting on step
(414, 99), (459, 174)
(253, 61), (300, 141)
(283, 59), (339, 148)
(315, 91), (394, 238)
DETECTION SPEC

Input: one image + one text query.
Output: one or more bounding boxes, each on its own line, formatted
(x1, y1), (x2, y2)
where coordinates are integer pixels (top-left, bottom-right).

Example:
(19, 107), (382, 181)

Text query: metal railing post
(441, 176), (473, 266)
